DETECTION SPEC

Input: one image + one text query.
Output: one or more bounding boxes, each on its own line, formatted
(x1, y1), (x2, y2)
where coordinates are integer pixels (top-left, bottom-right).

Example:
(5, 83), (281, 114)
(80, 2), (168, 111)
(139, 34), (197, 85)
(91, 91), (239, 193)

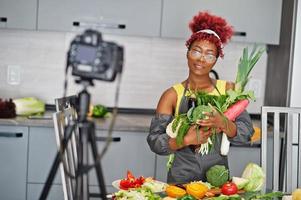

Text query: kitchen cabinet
(155, 155), (168, 182)
(27, 127), (62, 184)
(228, 146), (261, 176)
(0, 0), (37, 30)
(37, 0), (162, 37)
(27, 184), (64, 200)
(27, 127), (65, 199)
(0, 125), (28, 200)
(26, 126), (156, 195)
(161, 0), (282, 44)
(89, 131), (156, 191)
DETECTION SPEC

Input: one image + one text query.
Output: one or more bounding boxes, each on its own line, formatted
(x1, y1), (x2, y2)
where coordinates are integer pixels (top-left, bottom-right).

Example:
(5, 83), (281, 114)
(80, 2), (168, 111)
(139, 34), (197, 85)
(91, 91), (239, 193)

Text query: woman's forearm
(221, 119), (237, 138)
(168, 138), (184, 151)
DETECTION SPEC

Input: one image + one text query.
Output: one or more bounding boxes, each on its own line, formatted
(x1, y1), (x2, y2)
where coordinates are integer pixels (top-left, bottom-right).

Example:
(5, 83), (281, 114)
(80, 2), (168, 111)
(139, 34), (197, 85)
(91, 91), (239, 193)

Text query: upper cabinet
(161, 0), (283, 44)
(0, 0), (283, 44)
(0, 0), (37, 30)
(37, 0), (162, 37)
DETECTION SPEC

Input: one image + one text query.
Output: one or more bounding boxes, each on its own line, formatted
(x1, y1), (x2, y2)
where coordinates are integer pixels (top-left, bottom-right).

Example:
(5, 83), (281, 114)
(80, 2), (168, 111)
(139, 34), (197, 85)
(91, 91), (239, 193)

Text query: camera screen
(75, 45), (97, 63)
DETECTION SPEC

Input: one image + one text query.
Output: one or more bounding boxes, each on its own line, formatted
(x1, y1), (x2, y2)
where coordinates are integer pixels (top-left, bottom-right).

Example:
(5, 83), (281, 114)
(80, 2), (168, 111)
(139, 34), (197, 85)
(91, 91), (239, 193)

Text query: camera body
(68, 29), (123, 82)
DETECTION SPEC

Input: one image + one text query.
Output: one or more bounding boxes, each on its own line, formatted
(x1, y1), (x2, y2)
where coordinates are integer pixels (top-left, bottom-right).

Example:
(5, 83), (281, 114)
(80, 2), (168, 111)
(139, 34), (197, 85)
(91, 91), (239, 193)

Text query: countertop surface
(0, 111), (154, 132)
(0, 111), (264, 147)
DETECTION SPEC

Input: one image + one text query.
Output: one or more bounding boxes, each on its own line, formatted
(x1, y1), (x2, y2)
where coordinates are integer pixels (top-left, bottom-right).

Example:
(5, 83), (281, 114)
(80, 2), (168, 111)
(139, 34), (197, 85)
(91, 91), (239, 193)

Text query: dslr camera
(67, 29), (123, 82)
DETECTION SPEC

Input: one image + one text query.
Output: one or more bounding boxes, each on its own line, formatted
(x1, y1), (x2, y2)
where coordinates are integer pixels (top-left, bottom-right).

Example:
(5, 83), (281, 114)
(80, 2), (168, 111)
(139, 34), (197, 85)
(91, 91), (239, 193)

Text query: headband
(196, 29), (221, 40)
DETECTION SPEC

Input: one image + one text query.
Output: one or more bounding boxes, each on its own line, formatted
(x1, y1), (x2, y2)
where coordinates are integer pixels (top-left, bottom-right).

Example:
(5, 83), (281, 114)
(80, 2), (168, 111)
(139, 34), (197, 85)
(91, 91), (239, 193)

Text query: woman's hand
(197, 107), (237, 138)
(197, 107), (227, 131)
(183, 125), (212, 146)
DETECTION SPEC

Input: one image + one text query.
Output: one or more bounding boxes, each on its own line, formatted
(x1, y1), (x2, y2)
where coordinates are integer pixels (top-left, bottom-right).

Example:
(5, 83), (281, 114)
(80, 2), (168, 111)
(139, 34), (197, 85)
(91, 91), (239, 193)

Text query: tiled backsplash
(0, 29), (267, 113)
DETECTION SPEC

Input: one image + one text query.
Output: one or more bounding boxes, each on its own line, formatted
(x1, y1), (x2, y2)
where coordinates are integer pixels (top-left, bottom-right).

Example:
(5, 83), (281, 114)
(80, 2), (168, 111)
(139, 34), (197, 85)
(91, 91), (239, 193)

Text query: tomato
(221, 182), (238, 195)
(133, 176), (144, 187)
(119, 179), (131, 190)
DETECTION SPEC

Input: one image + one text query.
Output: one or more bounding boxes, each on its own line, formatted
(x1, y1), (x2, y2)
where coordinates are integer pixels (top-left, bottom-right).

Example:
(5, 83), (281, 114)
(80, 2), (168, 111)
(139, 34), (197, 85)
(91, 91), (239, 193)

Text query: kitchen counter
(0, 111), (153, 132)
(0, 111), (264, 147)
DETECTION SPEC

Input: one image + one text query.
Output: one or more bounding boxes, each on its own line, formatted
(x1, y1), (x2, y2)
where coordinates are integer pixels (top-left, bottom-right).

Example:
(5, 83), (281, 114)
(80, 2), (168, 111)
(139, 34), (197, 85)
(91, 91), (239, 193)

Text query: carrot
(221, 99), (249, 156)
(224, 99), (249, 121)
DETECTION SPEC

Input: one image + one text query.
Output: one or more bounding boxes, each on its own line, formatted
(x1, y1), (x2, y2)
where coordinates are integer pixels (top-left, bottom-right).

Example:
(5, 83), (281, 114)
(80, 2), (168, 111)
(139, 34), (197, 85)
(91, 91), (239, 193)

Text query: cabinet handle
(73, 21), (126, 29)
(73, 21), (80, 26)
(0, 17), (7, 22)
(234, 31), (247, 37)
(0, 132), (23, 138)
(95, 136), (121, 142)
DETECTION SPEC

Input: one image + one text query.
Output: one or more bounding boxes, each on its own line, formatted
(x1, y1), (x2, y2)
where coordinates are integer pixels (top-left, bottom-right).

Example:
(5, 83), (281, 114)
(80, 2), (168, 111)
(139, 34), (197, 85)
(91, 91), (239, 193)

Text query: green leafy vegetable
(206, 165), (229, 187)
(190, 105), (212, 122)
(241, 163), (265, 192)
(13, 97), (45, 116)
(178, 194), (197, 200)
(92, 104), (108, 118)
(242, 191), (284, 200)
(176, 117), (190, 146)
(114, 187), (161, 200)
(167, 114), (191, 146)
(232, 177), (249, 190)
(235, 45), (265, 93)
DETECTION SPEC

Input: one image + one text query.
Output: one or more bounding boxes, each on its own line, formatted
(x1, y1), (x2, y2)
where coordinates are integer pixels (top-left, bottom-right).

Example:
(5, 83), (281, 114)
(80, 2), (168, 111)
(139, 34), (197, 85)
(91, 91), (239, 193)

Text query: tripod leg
(39, 151), (62, 200)
(75, 127), (90, 200)
(89, 124), (107, 200)
(82, 124), (90, 200)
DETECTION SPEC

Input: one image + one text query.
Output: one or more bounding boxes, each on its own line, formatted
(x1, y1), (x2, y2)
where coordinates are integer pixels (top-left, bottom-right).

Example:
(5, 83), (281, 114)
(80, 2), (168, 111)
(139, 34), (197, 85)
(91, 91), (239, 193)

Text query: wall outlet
(7, 65), (21, 85)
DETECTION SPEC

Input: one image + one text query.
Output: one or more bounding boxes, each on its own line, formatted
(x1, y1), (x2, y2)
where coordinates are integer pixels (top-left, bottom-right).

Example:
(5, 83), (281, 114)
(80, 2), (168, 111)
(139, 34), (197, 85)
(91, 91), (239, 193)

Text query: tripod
(40, 79), (107, 200)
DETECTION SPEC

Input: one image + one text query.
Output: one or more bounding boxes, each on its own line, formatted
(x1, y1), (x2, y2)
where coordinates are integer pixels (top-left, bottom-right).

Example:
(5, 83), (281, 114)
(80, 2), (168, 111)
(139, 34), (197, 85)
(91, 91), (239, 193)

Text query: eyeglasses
(188, 49), (217, 63)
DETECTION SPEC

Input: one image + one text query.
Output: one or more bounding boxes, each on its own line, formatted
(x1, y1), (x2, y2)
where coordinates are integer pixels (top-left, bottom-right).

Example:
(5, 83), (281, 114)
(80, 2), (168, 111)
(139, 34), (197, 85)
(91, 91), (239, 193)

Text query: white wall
(0, 29), (267, 113)
(290, 0), (301, 107)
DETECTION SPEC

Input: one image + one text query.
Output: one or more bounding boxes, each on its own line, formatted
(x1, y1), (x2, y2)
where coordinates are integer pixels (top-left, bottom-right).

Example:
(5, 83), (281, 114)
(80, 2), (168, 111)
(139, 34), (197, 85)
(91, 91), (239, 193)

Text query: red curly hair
(186, 11), (234, 58)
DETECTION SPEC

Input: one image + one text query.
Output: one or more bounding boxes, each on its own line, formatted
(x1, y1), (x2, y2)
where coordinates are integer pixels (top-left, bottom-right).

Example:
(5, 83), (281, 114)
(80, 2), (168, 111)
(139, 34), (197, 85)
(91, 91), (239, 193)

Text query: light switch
(7, 65), (21, 85)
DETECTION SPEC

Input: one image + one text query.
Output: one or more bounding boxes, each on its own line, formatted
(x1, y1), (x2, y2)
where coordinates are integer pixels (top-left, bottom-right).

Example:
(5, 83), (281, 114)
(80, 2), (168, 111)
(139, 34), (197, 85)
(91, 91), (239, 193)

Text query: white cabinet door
(0, 125), (28, 200)
(161, 0), (282, 44)
(155, 155), (168, 182)
(89, 131), (156, 188)
(38, 0), (162, 37)
(0, 0), (37, 30)
(27, 127), (62, 184)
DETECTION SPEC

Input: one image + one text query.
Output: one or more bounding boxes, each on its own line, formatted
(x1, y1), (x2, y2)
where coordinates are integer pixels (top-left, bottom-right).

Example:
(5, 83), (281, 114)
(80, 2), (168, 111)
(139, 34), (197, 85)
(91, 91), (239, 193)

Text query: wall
(265, 0), (295, 107)
(289, 0), (301, 107)
(0, 29), (267, 113)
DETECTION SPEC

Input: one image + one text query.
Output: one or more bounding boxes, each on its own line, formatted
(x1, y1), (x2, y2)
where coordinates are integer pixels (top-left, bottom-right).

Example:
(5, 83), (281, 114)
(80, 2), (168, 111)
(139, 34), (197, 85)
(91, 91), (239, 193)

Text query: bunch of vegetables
(166, 45), (265, 156)
(205, 163), (284, 200)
